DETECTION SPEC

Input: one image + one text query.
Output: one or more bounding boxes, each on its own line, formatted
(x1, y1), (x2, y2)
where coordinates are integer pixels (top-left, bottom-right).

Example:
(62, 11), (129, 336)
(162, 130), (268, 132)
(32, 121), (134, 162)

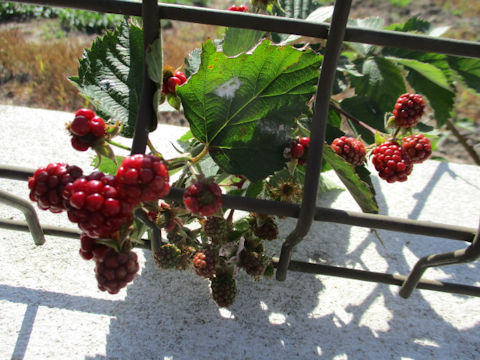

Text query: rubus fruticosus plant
(27, 1), (480, 307)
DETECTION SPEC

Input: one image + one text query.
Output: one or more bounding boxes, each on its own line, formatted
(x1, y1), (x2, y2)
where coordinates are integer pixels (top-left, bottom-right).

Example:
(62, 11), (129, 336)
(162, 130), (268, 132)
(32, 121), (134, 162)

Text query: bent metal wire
(1, 0), (480, 298)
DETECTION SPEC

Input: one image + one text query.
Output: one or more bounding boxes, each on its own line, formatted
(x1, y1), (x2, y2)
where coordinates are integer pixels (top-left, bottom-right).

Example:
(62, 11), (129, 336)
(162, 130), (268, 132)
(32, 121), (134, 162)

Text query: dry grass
(0, 20), (219, 111)
(0, 27), (92, 110)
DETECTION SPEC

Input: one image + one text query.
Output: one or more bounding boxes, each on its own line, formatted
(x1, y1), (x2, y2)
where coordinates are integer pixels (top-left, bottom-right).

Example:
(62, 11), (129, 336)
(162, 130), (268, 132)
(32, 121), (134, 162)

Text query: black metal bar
(8, 0), (480, 58)
(0, 218), (150, 249)
(399, 219), (480, 298)
(276, 0), (352, 281)
(1, 167), (476, 242)
(272, 258), (480, 297)
(130, 0), (160, 154)
(0, 190), (45, 245)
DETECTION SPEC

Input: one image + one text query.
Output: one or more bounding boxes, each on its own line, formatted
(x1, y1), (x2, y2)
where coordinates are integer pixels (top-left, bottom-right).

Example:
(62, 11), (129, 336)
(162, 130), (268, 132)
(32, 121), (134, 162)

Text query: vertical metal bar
(0, 190), (45, 245)
(131, 0), (160, 154)
(399, 219), (480, 298)
(276, 0), (352, 281)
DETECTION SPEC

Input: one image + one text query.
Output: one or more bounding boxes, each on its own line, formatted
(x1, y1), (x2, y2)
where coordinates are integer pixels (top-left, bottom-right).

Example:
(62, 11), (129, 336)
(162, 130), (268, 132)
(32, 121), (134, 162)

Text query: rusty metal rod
(0, 190), (45, 245)
(8, 0), (480, 58)
(1, 218), (478, 297)
(399, 219), (480, 298)
(272, 258), (480, 297)
(130, 0), (160, 154)
(1, 167), (476, 242)
(276, 0), (352, 281)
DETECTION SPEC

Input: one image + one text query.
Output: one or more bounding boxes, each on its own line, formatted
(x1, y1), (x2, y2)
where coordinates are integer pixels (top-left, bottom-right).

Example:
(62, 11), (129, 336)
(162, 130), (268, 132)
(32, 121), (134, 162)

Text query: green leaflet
(177, 39), (322, 182)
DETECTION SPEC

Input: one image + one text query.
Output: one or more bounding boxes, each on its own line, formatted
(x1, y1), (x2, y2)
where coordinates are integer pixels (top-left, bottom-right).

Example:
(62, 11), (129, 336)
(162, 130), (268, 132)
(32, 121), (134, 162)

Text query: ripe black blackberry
(95, 248), (139, 295)
(210, 272), (237, 307)
(28, 163), (83, 213)
(154, 243), (182, 269)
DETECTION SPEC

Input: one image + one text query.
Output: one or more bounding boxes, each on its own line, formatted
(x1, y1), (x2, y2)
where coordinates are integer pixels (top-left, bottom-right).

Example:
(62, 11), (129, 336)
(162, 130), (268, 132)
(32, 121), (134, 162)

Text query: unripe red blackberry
(251, 215), (278, 241)
(393, 93), (425, 128)
(66, 171), (134, 238)
(227, 4), (249, 11)
(116, 154), (170, 204)
(284, 137), (310, 165)
(210, 272), (237, 307)
(402, 134), (432, 164)
(28, 163), (83, 213)
(203, 216), (228, 245)
(192, 249), (217, 278)
(331, 136), (366, 166)
(371, 141), (413, 183)
(183, 181), (223, 217)
(68, 109), (106, 151)
(154, 243), (182, 269)
(162, 70), (187, 95)
(95, 248), (139, 295)
(239, 250), (268, 277)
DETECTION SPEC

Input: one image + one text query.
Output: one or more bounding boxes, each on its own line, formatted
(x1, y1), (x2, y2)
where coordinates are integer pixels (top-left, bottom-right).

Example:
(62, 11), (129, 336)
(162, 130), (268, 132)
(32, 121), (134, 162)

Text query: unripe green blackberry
(239, 250), (268, 277)
(204, 216), (228, 245)
(251, 215), (278, 241)
(176, 245), (196, 270)
(154, 243), (182, 269)
(210, 272), (237, 307)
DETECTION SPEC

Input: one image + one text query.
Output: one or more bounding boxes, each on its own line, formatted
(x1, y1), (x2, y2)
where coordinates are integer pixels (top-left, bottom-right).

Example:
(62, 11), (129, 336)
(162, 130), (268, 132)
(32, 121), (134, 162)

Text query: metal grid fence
(1, 0), (479, 298)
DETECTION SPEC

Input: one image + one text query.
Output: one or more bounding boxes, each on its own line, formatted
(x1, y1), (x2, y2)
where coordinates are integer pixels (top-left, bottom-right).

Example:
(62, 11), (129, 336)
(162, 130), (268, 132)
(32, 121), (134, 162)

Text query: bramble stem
(329, 101), (378, 135)
(147, 139), (163, 159)
(106, 139), (131, 151)
(190, 145), (208, 164)
(446, 119), (480, 165)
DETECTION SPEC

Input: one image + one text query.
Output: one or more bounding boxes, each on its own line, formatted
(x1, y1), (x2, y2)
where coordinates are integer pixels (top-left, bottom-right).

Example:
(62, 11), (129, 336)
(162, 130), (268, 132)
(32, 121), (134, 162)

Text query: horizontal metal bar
(8, 0), (480, 58)
(1, 166), (476, 242)
(272, 257), (480, 297)
(0, 218), (150, 249)
(3, 218), (477, 297)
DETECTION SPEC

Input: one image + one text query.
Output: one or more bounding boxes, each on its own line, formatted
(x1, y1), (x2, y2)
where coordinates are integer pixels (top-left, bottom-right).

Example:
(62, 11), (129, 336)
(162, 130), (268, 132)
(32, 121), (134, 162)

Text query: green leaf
(280, 0), (320, 19)
(346, 17), (384, 57)
(340, 96), (383, 144)
(177, 39), (321, 181)
(323, 145), (378, 213)
(350, 57), (406, 115)
(70, 20), (146, 138)
(386, 16), (450, 37)
(223, 27), (265, 57)
(91, 155), (124, 175)
(406, 69), (455, 127)
(245, 180), (264, 198)
(447, 57), (480, 93)
(387, 57), (451, 90)
(145, 36), (163, 84)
